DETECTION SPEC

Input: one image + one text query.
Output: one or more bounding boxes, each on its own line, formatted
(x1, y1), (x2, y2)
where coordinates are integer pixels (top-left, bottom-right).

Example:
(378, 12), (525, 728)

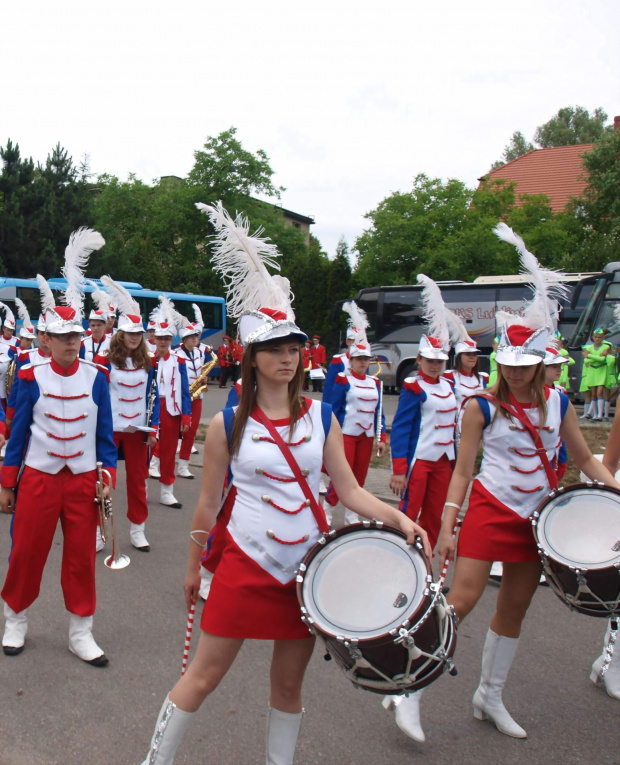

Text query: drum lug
(375, 520), (384, 529)
(318, 536), (327, 545)
(296, 574), (304, 583)
(362, 519), (371, 528)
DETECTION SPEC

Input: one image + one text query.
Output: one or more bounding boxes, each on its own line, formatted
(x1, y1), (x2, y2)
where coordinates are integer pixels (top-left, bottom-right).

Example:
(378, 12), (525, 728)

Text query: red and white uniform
(0, 334), (18, 353)
(444, 369), (488, 409)
(177, 345), (204, 461)
(153, 352), (191, 485)
(81, 333), (111, 363)
(390, 372), (457, 550)
(457, 387), (568, 562)
(310, 343), (326, 369)
(202, 399), (328, 640)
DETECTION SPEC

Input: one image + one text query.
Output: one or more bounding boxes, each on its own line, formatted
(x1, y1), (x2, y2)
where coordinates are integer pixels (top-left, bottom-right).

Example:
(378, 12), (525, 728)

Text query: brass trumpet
(189, 349), (219, 401)
(95, 462), (130, 570)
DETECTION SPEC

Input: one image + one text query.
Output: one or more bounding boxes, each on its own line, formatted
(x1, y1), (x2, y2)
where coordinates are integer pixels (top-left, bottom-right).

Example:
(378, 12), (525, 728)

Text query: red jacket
(310, 343), (326, 369)
(218, 343), (234, 367)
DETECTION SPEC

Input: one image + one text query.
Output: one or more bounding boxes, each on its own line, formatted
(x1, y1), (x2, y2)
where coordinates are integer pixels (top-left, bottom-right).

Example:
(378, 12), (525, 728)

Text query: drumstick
(181, 602), (196, 676)
(438, 518), (461, 591)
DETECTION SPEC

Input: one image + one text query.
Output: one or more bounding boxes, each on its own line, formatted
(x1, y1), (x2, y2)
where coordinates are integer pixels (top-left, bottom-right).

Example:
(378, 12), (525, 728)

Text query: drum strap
(476, 393), (559, 491)
(253, 406), (330, 534)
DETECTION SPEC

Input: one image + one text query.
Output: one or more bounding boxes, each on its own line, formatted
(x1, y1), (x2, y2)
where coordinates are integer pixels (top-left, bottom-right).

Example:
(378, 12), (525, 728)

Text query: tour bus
(0, 277), (227, 348)
(348, 271), (599, 389)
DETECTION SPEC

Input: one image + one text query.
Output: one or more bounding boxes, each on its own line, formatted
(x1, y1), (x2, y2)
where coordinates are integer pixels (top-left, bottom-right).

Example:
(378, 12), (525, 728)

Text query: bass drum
(531, 483), (620, 617)
(297, 521), (457, 695)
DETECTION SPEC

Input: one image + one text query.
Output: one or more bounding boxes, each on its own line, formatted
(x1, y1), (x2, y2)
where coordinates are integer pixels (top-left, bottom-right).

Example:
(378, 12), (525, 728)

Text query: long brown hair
(107, 331), (152, 371)
(488, 362), (548, 427)
(229, 338), (306, 456)
(455, 353), (480, 379)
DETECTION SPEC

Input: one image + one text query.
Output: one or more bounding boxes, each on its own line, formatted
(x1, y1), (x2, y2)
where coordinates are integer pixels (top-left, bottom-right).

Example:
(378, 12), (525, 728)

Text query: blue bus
(0, 277), (227, 348)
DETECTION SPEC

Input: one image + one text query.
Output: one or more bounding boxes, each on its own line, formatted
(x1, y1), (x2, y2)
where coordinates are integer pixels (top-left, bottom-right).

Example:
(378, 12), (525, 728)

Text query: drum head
(301, 528), (429, 639)
(537, 486), (620, 569)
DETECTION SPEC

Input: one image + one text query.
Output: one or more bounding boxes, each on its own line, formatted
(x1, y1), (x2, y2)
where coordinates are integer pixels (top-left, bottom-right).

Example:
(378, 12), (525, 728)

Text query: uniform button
(266, 530), (275, 539)
(261, 494), (270, 503)
(252, 433), (260, 441)
(305, 499), (311, 507)
(304, 434), (311, 442)
(255, 467), (264, 475)
(301, 469), (309, 477)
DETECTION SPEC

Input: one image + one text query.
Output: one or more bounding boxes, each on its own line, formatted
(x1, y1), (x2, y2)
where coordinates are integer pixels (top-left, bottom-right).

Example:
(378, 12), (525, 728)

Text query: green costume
(489, 350), (498, 387)
(558, 348), (574, 390)
(584, 343), (609, 388)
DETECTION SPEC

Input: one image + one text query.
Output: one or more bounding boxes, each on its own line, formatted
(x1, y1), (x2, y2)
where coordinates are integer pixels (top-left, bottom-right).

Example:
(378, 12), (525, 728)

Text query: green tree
(534, 106), (611, 148)
(491, 131), (535, 169)
(0, 140), (35, 275)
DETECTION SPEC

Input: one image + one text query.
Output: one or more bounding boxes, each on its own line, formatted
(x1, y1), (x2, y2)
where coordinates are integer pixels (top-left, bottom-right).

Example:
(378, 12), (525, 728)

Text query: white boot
(590, 619), (620, 700)
(68, 614), (108, 667)
(191, 444), (198, 454)
(141, 695), (196, 765)
(472, 629), (526, 738)
(2, 602), (28, 656)
(96, 525), (105, 553)
(382, 691), (425, 743)
(265, 707), (304, 765)
(149, 456), (161, 479)
(130, 522), (150, 552)
(160, 483), (182, 509)
(177, 459), (194, 480)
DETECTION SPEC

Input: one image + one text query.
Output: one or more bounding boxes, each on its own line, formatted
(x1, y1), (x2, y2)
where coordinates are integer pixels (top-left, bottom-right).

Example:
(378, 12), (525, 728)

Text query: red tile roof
(482, 144), (594, 213)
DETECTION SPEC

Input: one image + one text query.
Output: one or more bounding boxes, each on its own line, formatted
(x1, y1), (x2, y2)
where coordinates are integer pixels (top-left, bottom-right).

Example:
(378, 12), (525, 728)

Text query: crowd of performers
(0, 212), (618, 765)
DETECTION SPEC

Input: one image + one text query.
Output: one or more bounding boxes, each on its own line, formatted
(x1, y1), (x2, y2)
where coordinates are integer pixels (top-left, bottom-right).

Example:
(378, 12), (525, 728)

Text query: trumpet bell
(104, 553), (131, 570)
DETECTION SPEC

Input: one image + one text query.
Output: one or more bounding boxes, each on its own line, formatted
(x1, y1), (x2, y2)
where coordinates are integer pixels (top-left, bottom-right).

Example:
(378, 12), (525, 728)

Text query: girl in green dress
(584, 329), (610, 421)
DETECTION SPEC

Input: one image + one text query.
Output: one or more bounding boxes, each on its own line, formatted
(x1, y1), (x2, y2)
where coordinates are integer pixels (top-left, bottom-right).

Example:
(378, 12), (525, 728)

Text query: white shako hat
(342, 300), (371, 358)
(447, 306), (480, 357)
(196, 201), (307, 349)
(346, 327), (356, 340)
(543, 347), (568, 365)
(493, 223), (568, 367)
(100, 276), (144, 333)
(36, 274), (56, 332)
(454, 338), (480, 356)
(0, 302), (16, 331)
(88, 281), (110, 322)
(180, 322), (201, 340)
(416, 274), (450, 361)
(46, 228), (105, 334)
(150, 295), (178, 337)
(15, 298), (35, 339)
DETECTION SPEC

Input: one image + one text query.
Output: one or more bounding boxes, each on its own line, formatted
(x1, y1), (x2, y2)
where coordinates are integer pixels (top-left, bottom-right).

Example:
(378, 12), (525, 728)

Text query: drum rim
(297, 522), (431, 639)
(533, 481), (620, 569)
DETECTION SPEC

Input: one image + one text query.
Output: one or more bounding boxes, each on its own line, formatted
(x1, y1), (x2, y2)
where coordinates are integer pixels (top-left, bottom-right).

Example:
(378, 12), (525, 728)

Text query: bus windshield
(569, 277), (610, 348)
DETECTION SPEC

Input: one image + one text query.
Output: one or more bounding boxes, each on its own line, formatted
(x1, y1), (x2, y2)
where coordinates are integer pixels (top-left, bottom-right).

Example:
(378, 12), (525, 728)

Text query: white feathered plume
(196, 202), (293, 319)
(14, 298), (33, 331)
(446, 308), (472, 346)
(192, 303), (204, 327)
(494, 223), (569, 337)
(88, 280), (110, 313)
(149, 302), (163, 324)
(342, 300), (369, 345)
(61, 227), (106, 315)
(100, 276), (141, 317)
(157, 295), (178, 332)
(0, 302), (15, 326)
(36, 274), (56, 314)
(416, 274), (450, 348)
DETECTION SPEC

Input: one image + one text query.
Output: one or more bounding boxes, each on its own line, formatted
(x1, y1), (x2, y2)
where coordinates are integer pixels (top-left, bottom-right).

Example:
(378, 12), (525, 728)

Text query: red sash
(253, 406), (330, 534)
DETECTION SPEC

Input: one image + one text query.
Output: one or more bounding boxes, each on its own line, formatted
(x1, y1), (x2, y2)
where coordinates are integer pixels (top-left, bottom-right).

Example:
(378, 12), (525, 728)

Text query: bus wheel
(397, 362), (417, 389)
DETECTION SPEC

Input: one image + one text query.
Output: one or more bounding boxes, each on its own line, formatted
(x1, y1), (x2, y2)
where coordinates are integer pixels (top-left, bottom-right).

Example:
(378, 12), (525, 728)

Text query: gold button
(252, 433), (260, 441)
(266, 530), (275, 539)
(301, 469), (309, 477)
(261, 494), (270, 503)
(304, 434), (311, 442)
(305, 499), (311, 507)
(255, 467), (264, 475)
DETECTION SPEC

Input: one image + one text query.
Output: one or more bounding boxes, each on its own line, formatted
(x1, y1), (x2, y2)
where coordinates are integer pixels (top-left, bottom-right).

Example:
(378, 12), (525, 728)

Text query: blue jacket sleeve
(93, 371), (118, 478)
(329, 378), (349, 426)
(178, 361), (192, 417)
(390, 385), (425, 474)
(2, 377), (37, 487)
(322, 357), (345, 403)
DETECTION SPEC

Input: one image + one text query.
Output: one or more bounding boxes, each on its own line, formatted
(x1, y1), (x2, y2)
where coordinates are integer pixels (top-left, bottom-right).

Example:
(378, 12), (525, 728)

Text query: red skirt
(201, 530), (312, 640)
(457, 480), (540, 562)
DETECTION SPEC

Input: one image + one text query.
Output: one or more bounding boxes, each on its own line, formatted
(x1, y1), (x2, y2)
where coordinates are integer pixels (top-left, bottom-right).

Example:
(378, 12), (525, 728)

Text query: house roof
(481, 144), (594, 213)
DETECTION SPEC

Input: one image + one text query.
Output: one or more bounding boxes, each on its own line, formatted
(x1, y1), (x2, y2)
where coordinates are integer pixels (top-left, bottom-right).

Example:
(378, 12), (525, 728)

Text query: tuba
(190, 349), (219, 401)
(95, 462), (130, 570)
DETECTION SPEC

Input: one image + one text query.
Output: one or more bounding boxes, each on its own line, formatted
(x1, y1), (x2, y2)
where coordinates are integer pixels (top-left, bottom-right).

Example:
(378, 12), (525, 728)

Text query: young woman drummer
(432, 225), (620, 742)
(94, 277), (159, 552)
(139, 203), (430, 765)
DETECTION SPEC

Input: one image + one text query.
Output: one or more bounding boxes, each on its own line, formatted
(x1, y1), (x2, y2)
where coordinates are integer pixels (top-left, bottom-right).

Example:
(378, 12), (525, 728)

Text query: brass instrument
(369, 355), (385, 379)
(95, 462), (130, 570)
(5, 357), (16, 397)
(190, 349), (218, 400)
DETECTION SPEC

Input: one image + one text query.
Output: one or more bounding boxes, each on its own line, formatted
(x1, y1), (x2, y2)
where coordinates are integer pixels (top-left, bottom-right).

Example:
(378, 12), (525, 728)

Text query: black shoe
(3, 645), (24, 656)
(84, 654), (109, 668)
(160, 501), (183, 509)
(132, 544), (150, 552)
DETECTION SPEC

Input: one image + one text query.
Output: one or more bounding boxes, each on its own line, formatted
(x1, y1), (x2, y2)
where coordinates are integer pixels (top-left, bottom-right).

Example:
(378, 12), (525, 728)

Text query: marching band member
(95, 276), (160, 552)
(14, 299), (36, 351)
(443, 317), (487, 409)
(105, 301), (117, 337)
(389, 274), (457, 552)
(0, 303), (19, 352)
(145, 320), (157, 354)
(217, 335), (234, 388)
(302, 340), (312, 391)
(138, 202), (430, 765)
(433, 224), (620, 741)
(322, 324), (356, 401)
(175, 319), (205, 480)
(150, 297), (191, 508)
(0, 228), (117, 667)
(81, 282), (111, 362)
(230, 334), (243, 383)
(4, 298), (43, 430)
(324, 301), (386, 525)
(543, 347), (568, 479)
(0, 303), (18, 410)
(309, 334), (326, 392)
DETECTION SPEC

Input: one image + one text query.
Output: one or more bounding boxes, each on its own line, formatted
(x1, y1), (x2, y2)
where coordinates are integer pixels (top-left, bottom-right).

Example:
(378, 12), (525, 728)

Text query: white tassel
(61, 228), (105, 315)
(100, 276), (141, 317)
(36, 274), (56, 314)
(196, 202), (292, 319)
(494, 223), (568, 337)
(416, 274), (450, 348)
(14, 298), (33, 331)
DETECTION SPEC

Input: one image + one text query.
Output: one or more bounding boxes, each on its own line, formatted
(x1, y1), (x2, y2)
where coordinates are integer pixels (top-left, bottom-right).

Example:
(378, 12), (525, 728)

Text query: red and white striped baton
(181, 602), (196, 676)
(438, 518), (462, 592)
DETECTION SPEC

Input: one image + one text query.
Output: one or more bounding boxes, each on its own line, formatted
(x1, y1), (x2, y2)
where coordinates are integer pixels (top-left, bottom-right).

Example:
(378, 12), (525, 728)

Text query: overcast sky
(2, 0), (619, 261)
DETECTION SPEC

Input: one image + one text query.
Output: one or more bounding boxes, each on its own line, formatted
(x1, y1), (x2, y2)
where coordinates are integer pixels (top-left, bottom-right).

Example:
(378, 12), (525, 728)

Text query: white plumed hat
(342, 301), (371, 358)
(417, 274), (450, 360)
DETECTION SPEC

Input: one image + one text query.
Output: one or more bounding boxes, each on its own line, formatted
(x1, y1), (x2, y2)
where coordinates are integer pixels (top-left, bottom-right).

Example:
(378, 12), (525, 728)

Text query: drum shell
(297, 523), (457, 694)
(532, 482), (620, 618)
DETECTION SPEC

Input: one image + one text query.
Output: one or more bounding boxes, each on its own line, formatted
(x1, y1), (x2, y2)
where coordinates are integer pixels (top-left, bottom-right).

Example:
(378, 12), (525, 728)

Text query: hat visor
(120, 325), (145, 334)
(246, 324), (307, 348)
(495, 349), (543, 367)
(45, 323), (84, 335)
(419, 348), (449, 361)
(544, 357), (568, 366)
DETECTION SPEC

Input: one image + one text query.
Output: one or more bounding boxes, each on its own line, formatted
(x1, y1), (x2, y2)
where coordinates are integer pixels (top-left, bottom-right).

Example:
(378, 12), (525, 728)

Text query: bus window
(382, 290), (423, 336)
(357, 291), (379, 342)
(572, 283), (594, 311)
(16, 287), (42, 319)
(570, 278), (607, 349)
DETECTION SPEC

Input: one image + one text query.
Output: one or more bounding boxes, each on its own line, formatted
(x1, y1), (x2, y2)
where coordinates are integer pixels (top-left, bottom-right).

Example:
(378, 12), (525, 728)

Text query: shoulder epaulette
(80, 357), (111, 382)
(330, 354), (344, 364)
(402, 377), (423, 395)
(335, 373), (348, 386)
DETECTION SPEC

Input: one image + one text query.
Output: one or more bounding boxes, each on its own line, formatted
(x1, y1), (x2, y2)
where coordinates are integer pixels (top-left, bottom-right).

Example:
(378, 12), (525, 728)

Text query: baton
(181, 602), (196, 676)
(438, 517), (462, 591)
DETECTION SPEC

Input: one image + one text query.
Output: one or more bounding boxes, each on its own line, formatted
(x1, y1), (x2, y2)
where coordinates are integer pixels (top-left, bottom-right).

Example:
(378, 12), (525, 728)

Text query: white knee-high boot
(472, 629), (526, 738)
(265, 707), (304, 765)
(382, 690), (425, 742)
(590, 619), (620, 700)
(141, 696), (196, 765)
